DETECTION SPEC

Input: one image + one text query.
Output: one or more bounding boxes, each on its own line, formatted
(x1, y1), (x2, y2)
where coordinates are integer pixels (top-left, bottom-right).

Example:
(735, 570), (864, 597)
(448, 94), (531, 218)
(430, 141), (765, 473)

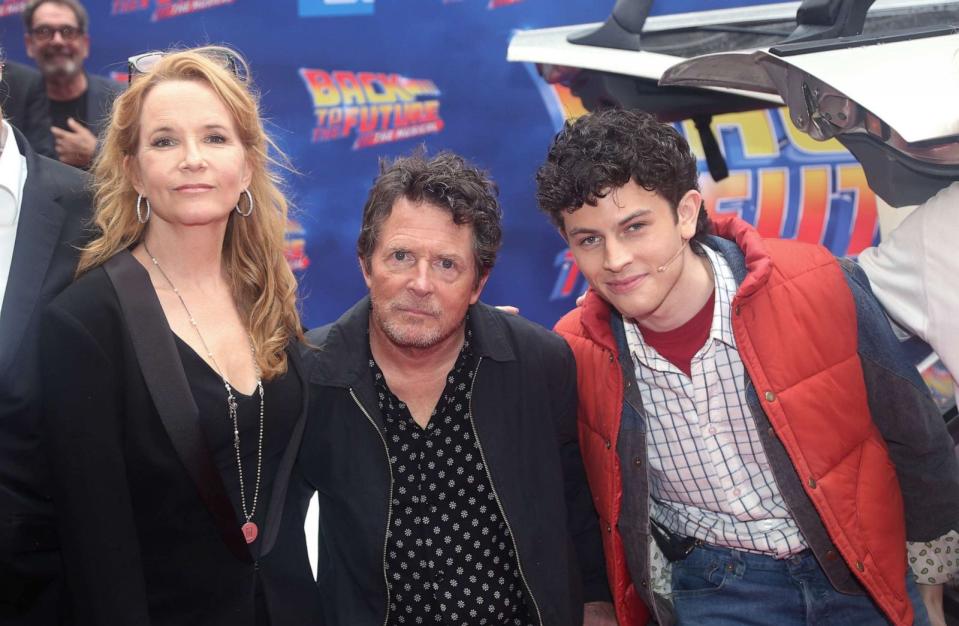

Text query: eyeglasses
(29, 25), (84, 41)
(127, 49), (249, 85)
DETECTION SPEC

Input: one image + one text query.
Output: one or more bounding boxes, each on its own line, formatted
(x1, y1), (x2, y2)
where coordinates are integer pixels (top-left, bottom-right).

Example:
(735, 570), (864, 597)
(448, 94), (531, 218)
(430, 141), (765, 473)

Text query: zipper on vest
(466, 357), (544, 626)
(349, 387), (394, 626)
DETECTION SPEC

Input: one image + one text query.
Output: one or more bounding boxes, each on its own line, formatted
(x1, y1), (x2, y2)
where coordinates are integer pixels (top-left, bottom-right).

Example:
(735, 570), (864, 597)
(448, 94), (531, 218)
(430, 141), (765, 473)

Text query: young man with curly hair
(535, 108), (959, 626)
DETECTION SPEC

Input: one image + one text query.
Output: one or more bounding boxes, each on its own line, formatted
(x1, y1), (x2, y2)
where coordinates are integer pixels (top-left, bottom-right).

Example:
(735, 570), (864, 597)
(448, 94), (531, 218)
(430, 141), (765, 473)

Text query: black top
(49, 96), (87, 131)
(176, 336), (301, 560)
(372, 326), (535, 626)
(39, 250), (322, 626)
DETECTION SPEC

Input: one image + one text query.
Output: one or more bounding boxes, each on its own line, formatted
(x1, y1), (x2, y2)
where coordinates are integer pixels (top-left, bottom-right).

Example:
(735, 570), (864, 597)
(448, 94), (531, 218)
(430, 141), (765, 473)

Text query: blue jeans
(670, 544), (931, 625)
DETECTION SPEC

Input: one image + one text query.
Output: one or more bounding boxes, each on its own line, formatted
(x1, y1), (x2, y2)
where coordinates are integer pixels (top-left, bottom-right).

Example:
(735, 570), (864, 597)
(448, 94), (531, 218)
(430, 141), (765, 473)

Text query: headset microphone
(656, 239), (688, 273)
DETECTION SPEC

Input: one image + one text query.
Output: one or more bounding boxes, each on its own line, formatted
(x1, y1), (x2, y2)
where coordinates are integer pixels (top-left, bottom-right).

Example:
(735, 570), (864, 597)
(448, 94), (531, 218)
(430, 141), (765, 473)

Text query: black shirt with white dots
(370, 327), (536, 626)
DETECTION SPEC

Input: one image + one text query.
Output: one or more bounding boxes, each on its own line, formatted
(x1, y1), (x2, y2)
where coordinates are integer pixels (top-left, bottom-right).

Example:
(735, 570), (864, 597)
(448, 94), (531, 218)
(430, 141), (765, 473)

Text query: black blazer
(0, 127), (90, 623)
(39, 251), (320, 626)
(0, 61), (55, 158)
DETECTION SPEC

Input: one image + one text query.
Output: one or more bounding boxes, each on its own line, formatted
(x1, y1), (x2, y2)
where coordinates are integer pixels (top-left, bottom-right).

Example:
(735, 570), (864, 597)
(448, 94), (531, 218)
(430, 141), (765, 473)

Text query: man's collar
(307, 296), (374, 387)
(698, 244), (738, 349)
(465, 301), (515, 363)
(622, 244), (738, 371)
(308, 297), (515, 387)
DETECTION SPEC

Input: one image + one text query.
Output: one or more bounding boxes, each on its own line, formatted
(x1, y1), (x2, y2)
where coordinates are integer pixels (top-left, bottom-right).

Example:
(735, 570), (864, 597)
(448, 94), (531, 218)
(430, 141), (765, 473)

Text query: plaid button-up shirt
(624, 245), (807, 557)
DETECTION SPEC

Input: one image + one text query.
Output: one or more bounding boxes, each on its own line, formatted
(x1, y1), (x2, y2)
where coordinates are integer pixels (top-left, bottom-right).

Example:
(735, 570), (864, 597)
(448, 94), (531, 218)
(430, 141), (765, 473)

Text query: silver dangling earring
(136, 194), (151, 224)
(235, 189), (254, 217)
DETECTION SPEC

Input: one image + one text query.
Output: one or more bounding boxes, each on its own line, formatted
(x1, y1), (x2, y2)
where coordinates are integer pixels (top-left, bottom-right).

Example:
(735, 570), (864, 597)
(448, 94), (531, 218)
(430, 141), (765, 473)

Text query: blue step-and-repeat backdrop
(0, 0), (881, 330)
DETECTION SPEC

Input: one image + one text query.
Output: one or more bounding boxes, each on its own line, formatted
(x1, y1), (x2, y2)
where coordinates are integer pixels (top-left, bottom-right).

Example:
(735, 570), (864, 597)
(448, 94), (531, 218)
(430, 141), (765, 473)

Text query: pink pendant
(241, 521), (258, 544)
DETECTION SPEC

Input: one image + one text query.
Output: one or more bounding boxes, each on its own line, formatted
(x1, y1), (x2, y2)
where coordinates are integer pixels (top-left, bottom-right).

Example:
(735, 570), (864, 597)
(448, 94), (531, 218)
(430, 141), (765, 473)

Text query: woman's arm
(40, 302), (152, 626)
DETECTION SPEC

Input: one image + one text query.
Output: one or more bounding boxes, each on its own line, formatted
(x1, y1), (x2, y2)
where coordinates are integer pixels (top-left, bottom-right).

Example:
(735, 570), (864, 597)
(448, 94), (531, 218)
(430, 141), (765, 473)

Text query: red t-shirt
(638, 292), (716, 378)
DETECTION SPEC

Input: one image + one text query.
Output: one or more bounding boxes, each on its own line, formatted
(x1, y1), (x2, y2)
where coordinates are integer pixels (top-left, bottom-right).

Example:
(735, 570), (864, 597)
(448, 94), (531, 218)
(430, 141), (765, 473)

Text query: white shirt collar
(624, 243), (740, 372)
(699, 243), (739, 349)
(0, 122), (26, 227)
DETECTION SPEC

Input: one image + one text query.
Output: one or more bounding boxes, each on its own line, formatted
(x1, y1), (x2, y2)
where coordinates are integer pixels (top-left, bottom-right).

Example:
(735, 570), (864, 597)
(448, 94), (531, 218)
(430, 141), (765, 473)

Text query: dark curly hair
(358, 150), (502, 283)
(535, 108), (711, 241)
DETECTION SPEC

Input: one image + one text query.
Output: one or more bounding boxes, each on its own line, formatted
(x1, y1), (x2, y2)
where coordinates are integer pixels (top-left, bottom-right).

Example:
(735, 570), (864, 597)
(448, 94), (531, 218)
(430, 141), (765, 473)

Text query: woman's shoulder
(46, 263), (123, 332)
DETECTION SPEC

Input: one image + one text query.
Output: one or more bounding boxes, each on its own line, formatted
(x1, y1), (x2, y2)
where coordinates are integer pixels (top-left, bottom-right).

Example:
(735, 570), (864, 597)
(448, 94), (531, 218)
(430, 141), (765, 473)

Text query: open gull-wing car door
(661, 26), (959, 207)
(509, 0), (959, 189)
(658, 4), (959, 435)
(509, 0), (959, 431)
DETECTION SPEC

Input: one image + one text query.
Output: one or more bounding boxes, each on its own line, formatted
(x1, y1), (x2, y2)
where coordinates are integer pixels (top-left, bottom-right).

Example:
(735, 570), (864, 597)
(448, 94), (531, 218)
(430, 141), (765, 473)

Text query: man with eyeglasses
(22, 0), (120, 169)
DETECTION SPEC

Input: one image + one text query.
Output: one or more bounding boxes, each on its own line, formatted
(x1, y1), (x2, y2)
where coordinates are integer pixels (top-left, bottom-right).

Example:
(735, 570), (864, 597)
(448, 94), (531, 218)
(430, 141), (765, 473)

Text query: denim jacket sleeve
(839, 258), (959, 541)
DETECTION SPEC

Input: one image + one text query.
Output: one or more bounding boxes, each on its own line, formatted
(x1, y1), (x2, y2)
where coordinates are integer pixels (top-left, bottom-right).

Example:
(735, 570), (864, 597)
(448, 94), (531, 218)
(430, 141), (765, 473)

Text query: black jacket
(301, 297), (610, 625)
(0, 127), (89, 623)
(0, 61), (55, 158)
(78, 73), (122, 140)
(39, 251), (320, 626)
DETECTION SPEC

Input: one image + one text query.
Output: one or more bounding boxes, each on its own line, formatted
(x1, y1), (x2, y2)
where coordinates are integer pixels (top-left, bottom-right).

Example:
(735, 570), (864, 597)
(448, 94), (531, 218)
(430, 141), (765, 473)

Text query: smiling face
(362, 197), (488, 351)
(564, 179), (702, 327)
(126, 79), (252, 230)
(25, 2), (88, 79)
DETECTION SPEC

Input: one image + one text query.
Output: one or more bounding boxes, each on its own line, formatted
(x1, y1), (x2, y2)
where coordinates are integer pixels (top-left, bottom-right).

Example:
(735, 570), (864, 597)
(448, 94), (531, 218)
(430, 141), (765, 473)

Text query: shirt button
(855, 561), (865, 572)
(640, 579), (648, 588)
(605, 523), (612, 533)
(732, 488), (741, 497)
(708, 427), (717, 435)
(633, 457), (642, 467)
(608, 353), (614, 362)
(825, 550), (839, 561)
(764, 391), (776, 402)
(807, 477), (817, 489)
(604, 440), (611, 450)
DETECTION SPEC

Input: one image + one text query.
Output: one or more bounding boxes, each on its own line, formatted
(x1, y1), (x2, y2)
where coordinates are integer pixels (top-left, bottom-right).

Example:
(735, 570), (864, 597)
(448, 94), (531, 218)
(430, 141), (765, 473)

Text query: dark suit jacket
(39, 252), (321, 626)
(80, 73), (121, 139)
(0, 127), (90, 623)
(0, 61), (55, 158)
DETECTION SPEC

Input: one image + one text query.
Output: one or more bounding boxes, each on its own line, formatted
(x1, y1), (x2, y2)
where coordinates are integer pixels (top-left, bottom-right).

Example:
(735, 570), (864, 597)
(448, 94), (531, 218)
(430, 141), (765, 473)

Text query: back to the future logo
(112, 0), (235, 20)
(300, 69), (444, 149)
(0, 0), (25, 17)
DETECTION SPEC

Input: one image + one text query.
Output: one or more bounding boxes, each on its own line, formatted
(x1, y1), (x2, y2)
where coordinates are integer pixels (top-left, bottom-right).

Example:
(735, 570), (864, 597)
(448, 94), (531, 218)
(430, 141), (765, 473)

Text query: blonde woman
(39, 47), (320, 625)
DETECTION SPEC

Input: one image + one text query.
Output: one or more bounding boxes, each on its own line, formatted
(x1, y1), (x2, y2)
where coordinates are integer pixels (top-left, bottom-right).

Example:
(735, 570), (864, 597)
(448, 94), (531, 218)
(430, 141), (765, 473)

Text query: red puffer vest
(555, 215), (910, 626)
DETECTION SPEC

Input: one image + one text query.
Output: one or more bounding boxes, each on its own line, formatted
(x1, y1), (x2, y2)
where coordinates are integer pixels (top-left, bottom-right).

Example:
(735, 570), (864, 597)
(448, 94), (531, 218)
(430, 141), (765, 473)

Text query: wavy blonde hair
(79, 46), (302, 378)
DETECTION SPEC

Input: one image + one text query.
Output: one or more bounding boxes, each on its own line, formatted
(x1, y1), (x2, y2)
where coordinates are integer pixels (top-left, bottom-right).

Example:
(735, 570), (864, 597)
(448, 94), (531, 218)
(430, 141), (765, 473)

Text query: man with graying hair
(0, 45), (91, 625)
(22, 0), (121, 168)
(299, 151), (617, 625)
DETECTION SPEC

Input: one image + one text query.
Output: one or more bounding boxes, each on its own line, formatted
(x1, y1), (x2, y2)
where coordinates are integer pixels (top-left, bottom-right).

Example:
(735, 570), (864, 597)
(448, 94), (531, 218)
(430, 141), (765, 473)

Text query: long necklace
(143, 243), (265, 545)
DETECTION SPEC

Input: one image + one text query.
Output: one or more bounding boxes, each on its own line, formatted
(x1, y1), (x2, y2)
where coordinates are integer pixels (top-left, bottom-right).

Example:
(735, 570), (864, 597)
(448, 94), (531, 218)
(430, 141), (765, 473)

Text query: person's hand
(495, 305), (520, 316)
(51, 118), (97, 168)
(917, 583), (946, 626)
(583, 600), (618, 625)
